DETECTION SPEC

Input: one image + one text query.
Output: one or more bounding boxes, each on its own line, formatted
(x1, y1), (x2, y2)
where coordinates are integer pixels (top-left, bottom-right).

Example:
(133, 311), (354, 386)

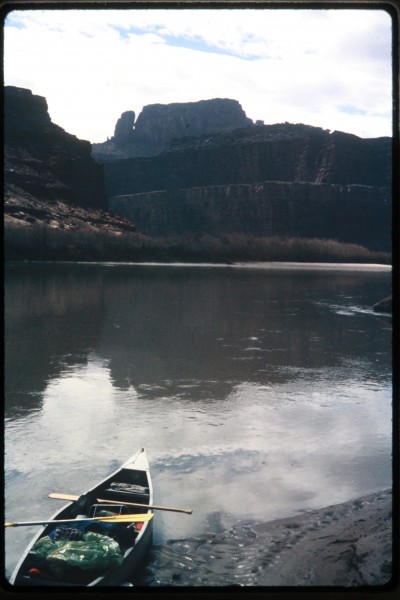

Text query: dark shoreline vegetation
(4, 222), (391, 264)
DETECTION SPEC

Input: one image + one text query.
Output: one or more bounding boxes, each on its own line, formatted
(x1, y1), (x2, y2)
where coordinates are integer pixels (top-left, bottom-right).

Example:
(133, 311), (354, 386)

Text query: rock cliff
(102, 107), (391, 252)
(4, 86), (136, 234)
(110, 181), (391, 251)
(5, 86), (107, 210)
(92, 98), (253, 160)
(5, 87), (391, 257)
(103, 123), (391, 196)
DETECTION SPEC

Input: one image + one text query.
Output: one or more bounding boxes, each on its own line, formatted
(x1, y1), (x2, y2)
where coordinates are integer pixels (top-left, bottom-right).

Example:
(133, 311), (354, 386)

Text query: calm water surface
(4, 262), (392, 585)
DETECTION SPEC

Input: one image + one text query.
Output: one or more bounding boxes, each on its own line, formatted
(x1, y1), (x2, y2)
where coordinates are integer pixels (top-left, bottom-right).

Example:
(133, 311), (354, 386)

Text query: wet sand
(251, 488), (393, 586)
(149, 489), (394, 588)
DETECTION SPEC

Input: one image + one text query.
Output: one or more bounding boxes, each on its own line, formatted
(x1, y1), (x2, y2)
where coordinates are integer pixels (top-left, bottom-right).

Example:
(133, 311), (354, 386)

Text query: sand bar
(251, 488), (393, 587)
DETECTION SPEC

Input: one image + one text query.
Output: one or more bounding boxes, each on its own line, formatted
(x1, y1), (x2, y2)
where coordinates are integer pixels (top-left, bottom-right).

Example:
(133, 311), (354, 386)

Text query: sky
(3, 6), (393, 143)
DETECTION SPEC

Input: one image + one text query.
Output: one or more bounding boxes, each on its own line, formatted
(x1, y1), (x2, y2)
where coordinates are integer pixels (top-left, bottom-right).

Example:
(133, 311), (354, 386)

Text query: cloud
(4, 7), (392, 142)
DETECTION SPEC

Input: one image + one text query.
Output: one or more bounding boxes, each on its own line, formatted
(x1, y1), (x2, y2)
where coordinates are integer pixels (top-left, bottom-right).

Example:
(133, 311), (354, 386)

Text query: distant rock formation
(92, 98), (253, 160)
(114, 110), (136, 145)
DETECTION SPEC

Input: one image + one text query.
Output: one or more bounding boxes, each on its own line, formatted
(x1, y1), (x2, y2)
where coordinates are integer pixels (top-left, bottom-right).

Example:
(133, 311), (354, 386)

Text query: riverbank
(251, 488), (393, 587)
(149, 489), (394, 588)
(4, 224), (391, 264)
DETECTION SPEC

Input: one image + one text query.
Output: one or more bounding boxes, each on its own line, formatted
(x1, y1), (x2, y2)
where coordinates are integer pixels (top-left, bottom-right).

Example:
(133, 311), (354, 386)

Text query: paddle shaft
(49, 493), (193, 515)
(5, 513), (153, 528)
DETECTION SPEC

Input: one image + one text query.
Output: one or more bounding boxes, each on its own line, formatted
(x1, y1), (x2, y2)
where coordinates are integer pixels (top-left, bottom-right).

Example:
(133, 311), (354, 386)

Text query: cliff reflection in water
(5, 262), (392, 421)
(5, 264), (107, 418)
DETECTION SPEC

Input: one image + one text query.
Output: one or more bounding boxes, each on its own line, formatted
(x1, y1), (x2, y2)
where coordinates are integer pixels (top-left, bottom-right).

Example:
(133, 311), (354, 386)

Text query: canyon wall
(103, 124), (391, 196)
(103, 109), (391, 251)
(110, 181), (391, 251)
(7, 88), (389, 252)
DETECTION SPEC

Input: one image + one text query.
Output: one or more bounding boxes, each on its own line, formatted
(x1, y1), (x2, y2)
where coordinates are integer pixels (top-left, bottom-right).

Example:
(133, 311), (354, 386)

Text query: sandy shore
(251, 488), (393, 587)
(149, 488), (394, 589)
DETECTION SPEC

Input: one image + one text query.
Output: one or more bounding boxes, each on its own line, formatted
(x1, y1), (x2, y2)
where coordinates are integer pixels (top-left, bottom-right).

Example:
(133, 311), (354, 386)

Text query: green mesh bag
(46, 531), (122, 576)
(30, 536), (65, 560)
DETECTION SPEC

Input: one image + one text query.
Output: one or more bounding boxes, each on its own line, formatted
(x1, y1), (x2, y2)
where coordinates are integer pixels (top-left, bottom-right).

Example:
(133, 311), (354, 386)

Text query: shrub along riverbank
(4, 221), (391, 264)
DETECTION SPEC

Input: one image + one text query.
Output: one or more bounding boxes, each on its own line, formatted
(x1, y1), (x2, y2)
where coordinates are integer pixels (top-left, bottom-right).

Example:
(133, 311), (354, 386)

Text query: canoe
(9, 448), (153, 587)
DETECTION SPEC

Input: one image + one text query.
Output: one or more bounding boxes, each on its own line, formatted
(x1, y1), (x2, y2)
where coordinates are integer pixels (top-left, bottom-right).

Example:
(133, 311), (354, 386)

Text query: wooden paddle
(5, 513), (153, 528)
(49, 493), (193, 515)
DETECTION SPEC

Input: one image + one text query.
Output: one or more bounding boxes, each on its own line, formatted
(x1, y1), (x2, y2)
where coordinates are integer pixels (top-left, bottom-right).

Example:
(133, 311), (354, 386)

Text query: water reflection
(5, 264), (107, 417)
(5, 262), (391, 418)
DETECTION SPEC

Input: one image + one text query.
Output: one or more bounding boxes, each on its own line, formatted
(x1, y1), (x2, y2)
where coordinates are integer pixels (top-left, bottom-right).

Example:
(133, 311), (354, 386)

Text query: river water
(4, 261), (392, 586)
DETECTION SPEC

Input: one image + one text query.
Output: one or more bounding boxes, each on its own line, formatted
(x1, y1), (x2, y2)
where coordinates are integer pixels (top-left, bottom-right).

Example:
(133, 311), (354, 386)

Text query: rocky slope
(4, 86), (136, 235)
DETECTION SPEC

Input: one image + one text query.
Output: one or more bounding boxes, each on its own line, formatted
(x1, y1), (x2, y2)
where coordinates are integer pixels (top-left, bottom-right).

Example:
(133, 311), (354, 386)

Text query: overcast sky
(4, 6), (393, 143)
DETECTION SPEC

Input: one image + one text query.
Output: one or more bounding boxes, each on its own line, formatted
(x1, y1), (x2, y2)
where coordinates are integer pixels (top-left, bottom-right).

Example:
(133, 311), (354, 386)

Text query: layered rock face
(4, 86), (107, 211)
(103, 107), (391, 251)
(103, 123), (391, 196)
(92, 98), (253, 160)
(110, 182), (391, 251)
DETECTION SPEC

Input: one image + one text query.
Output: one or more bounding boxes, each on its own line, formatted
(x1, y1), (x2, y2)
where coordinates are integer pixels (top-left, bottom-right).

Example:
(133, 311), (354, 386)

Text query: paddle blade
(49, 493), (78, 501)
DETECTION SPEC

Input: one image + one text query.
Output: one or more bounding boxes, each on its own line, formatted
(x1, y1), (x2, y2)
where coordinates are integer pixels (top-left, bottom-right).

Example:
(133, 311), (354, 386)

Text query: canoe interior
(12, 452), (153, 587)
